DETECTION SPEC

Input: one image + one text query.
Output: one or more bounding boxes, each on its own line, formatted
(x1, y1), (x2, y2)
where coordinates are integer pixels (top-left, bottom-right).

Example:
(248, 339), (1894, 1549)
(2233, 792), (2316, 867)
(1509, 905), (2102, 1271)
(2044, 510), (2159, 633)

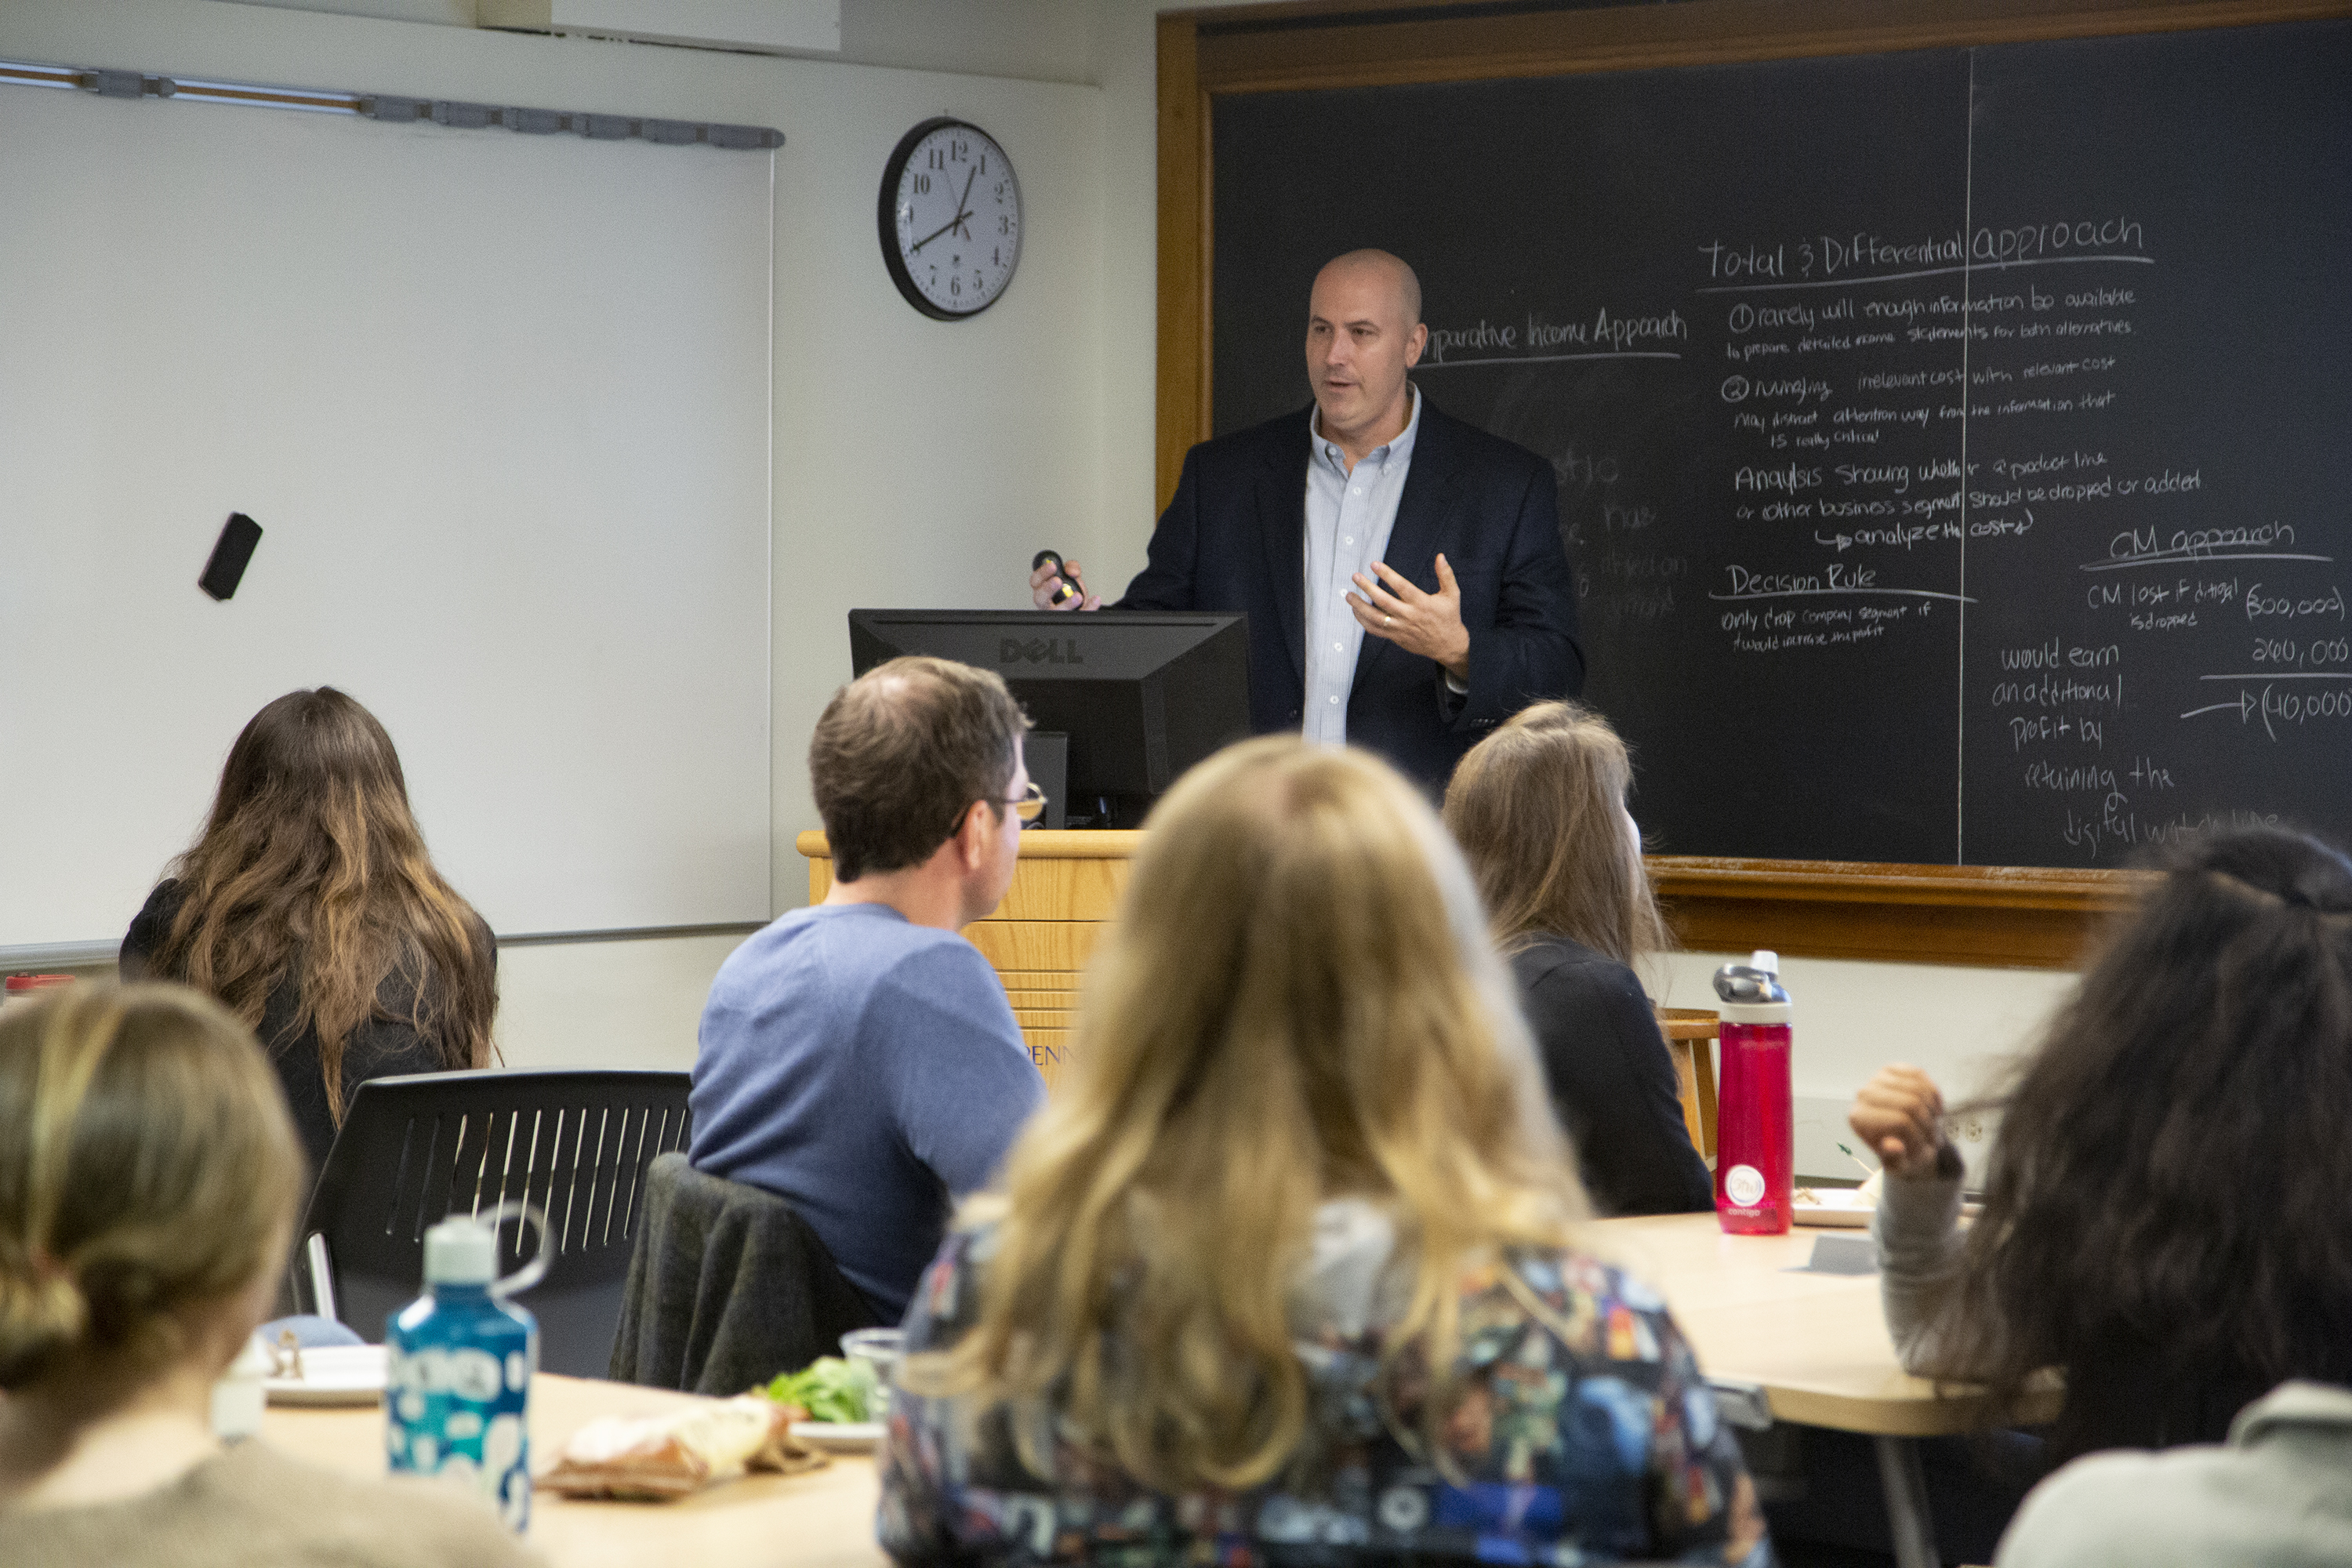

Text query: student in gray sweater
(0, 984), (533, 1568)
(1995, 1379), (2352, 1568)
(1850, 826), (2352, 1470)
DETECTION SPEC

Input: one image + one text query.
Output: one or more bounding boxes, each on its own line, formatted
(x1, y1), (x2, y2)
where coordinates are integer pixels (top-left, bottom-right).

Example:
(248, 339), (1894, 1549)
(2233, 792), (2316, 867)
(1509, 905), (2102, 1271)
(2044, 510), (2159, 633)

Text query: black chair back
(295, 1068), (691, 1376)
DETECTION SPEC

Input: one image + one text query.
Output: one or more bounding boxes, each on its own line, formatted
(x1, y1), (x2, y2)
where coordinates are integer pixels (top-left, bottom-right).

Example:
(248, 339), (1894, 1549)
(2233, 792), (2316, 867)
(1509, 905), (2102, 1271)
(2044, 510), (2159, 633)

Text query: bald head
(1305, 250), (1428, 460)
(1316, 249), (1421, 327)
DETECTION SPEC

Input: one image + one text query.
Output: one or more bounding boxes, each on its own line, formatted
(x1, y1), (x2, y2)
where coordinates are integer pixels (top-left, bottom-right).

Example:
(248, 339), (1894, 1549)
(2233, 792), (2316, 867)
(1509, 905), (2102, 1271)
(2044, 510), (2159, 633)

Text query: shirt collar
(1310, 383), (1422, 474)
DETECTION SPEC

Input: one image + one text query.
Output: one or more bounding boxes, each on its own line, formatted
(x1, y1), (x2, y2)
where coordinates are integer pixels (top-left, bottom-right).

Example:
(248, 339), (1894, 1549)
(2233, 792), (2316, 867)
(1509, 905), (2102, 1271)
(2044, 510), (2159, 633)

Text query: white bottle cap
(1716, 949), (1791, 1025)
(423, 1216), (499, 1286)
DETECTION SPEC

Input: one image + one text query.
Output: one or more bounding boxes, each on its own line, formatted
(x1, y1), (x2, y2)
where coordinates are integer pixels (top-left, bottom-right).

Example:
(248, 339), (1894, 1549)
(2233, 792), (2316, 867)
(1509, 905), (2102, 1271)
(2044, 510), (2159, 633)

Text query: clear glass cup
(840, 1327), (904, 1421)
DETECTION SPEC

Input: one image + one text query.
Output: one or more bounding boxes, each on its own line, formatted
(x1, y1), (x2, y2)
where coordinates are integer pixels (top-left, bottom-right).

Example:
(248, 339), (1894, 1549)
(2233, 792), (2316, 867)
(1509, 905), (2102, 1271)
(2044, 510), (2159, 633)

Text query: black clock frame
(877, 116), (1020, 321)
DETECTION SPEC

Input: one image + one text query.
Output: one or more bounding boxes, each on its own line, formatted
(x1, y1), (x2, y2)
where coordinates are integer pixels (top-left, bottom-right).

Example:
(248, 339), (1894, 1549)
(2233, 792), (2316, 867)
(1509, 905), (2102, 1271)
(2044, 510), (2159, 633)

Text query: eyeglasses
(1007, 782), (1047, 823)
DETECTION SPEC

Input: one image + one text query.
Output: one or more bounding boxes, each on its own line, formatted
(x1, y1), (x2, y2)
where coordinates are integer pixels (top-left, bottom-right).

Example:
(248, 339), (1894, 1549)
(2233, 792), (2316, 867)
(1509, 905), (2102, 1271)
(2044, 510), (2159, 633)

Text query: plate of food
(766, 1352), (888, 1451)
(263, 1343), (388, 1406)
(787, 1420), (885, 1450)
(1791, 1187), (1876, 1229)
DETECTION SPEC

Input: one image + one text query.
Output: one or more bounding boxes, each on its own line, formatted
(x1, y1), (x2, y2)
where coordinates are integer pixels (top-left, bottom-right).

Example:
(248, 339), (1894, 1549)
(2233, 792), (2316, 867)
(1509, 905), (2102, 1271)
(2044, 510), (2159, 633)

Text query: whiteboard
(0, 84), (771, 949)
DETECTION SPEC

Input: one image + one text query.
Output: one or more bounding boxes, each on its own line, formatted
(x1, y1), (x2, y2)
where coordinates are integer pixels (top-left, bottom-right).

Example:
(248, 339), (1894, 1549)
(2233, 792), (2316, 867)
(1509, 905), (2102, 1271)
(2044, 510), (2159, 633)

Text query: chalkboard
(1211, 18), (2352, 868)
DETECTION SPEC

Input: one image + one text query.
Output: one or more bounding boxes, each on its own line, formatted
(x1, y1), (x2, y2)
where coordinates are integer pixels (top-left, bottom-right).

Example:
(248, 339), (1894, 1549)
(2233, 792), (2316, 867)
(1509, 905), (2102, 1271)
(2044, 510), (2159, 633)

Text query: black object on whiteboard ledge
(198, 512), (262, 601)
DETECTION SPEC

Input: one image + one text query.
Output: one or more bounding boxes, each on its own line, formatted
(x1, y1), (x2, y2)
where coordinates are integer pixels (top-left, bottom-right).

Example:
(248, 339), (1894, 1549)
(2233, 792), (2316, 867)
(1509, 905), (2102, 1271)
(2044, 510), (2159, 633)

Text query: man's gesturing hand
(1848, 1065), (1952, 1179)
(1349, 554), (1470, 681)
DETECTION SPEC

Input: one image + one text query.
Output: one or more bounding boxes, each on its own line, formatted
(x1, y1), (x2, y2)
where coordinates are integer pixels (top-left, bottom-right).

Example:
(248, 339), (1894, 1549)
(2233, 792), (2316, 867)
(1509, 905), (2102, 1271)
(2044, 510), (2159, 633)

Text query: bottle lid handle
(474, 1200), (551, 1299)
(1712, 961), (1789, 1005)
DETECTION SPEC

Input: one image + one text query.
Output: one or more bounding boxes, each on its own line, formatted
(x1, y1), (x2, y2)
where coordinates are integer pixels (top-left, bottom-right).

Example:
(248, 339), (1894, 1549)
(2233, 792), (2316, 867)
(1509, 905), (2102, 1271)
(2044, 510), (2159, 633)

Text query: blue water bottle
(386, 1203), (546, 1530)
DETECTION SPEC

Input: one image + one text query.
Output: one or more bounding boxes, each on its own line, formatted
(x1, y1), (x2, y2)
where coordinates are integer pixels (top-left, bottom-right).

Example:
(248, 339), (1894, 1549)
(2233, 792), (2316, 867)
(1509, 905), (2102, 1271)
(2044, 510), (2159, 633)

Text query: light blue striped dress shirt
(1302, 386), (1422, 746)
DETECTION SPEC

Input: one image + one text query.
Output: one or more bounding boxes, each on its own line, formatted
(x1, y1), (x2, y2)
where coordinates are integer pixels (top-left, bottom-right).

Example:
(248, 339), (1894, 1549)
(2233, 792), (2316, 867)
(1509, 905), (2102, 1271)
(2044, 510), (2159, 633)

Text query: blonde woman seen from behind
(880, 739), (1770, 1567)
(0, 984), (536, 1568)
(1445, 702), (1712, 1215)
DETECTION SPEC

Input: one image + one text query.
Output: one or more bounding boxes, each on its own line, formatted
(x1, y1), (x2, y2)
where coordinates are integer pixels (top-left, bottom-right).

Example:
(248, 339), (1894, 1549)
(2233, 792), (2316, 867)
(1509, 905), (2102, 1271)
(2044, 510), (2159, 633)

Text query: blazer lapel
(1258, 419), (1311, 683)
(1354, 401), (1467, 689)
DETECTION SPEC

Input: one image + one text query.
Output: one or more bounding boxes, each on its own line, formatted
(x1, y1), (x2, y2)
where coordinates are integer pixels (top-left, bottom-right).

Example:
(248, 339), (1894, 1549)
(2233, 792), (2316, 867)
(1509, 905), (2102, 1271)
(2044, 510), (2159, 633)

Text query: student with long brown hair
(0, 984), (532, 1566)
(1443, 701), (1711, 1215)
(120, 688), (496, 1171)
(1852, 826), (2352, 1472)
(879, 739), (1769, 1566)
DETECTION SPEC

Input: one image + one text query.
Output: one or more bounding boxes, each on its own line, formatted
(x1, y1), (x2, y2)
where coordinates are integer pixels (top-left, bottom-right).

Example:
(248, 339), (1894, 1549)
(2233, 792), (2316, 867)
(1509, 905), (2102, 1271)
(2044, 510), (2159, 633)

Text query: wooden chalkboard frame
(1154, 0), (2350, 970)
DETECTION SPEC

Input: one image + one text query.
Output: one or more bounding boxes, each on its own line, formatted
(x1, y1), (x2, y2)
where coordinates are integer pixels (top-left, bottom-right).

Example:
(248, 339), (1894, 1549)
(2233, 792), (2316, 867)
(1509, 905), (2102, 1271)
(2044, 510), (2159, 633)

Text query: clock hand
(949, 165), (978, 239)
(909, 212), (962, 254)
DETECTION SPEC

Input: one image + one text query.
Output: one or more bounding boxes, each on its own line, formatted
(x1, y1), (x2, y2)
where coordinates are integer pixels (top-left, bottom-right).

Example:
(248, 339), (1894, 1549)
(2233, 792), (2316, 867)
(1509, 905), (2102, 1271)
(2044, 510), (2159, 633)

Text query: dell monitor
(847, 609), (1251, 826)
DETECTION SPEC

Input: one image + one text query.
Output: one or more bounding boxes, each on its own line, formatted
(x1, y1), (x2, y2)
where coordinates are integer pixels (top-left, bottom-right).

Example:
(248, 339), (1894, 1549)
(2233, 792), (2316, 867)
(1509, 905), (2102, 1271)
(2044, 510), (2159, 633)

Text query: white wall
(1653, 951), (2073, 1178)
(220, 0), (1111, 84)
(491, 934), (745, 1072)
(5, 0), (2085, 1128)
(1, 0), (1106, 1065)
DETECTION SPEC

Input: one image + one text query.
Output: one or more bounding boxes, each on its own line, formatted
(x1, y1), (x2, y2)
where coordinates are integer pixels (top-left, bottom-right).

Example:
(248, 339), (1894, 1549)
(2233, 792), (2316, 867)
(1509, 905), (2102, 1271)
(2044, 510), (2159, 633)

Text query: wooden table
(263, 1374), (887, 1568)
(268, 1232), (2013, 1567)
(1593, 1212), (1990, 1437)
(1594, 1213), (2052, 1568)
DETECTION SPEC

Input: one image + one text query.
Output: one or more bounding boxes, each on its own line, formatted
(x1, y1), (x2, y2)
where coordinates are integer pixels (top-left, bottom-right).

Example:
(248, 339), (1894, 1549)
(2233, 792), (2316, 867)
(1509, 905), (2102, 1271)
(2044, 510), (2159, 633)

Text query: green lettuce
(761, 1356), (875, 1424)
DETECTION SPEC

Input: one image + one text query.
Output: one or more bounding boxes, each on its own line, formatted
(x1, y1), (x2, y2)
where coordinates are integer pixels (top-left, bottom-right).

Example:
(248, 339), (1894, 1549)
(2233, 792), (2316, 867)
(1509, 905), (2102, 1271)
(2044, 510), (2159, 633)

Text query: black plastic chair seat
(295, 1067), (691, 1377)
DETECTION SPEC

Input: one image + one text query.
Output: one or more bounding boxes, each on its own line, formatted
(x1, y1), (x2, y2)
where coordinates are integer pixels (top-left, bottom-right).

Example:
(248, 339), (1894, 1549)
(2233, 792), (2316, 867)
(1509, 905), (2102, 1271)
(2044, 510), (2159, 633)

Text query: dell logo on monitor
(1000, 637), (1083, 666)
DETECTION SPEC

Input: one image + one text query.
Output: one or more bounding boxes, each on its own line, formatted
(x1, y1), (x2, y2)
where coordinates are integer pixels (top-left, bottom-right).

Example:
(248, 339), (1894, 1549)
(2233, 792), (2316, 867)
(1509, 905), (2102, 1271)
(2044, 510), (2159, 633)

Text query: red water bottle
(1714, 949), (1793, 1235)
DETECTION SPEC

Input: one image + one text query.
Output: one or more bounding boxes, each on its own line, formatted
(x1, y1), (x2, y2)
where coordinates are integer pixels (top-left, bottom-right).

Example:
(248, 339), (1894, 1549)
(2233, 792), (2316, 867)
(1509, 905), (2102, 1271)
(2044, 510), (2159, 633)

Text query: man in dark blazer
(1034, 249), (1582, 791)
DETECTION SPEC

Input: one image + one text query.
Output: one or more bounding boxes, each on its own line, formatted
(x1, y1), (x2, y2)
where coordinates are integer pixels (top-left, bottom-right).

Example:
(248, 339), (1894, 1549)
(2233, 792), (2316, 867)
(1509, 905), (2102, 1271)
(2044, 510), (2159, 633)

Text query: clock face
(879, 118), (1022, 320)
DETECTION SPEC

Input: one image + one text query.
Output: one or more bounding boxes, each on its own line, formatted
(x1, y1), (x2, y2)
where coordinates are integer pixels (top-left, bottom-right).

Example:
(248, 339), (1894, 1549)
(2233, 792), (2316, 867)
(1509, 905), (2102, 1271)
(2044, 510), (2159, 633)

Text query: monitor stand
(1024, 731), (1069, 830)
(1061, 793), (1152, 830)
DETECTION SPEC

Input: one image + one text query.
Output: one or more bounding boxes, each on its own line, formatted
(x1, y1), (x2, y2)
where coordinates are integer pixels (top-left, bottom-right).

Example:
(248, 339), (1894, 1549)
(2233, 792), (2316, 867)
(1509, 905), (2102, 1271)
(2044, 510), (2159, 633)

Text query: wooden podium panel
(795, 829), (1138, 1091)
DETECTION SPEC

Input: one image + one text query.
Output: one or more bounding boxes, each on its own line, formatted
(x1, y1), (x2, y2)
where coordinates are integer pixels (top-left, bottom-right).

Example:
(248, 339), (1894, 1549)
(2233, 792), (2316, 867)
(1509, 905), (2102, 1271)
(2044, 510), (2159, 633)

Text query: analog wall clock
(879, 117), (1022, 320)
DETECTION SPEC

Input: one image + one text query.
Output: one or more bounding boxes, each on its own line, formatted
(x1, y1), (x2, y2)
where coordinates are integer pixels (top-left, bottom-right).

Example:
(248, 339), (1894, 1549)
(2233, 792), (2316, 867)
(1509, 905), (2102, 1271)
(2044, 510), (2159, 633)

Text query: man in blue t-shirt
(689, 656), (1047, 1323)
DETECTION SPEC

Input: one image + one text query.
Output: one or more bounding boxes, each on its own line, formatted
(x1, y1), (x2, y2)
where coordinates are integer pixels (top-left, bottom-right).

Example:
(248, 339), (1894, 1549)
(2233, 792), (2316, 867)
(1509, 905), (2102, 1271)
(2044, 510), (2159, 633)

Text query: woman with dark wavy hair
(119, 688), (496, 1171)
(1851, 825), (2352, 1469)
